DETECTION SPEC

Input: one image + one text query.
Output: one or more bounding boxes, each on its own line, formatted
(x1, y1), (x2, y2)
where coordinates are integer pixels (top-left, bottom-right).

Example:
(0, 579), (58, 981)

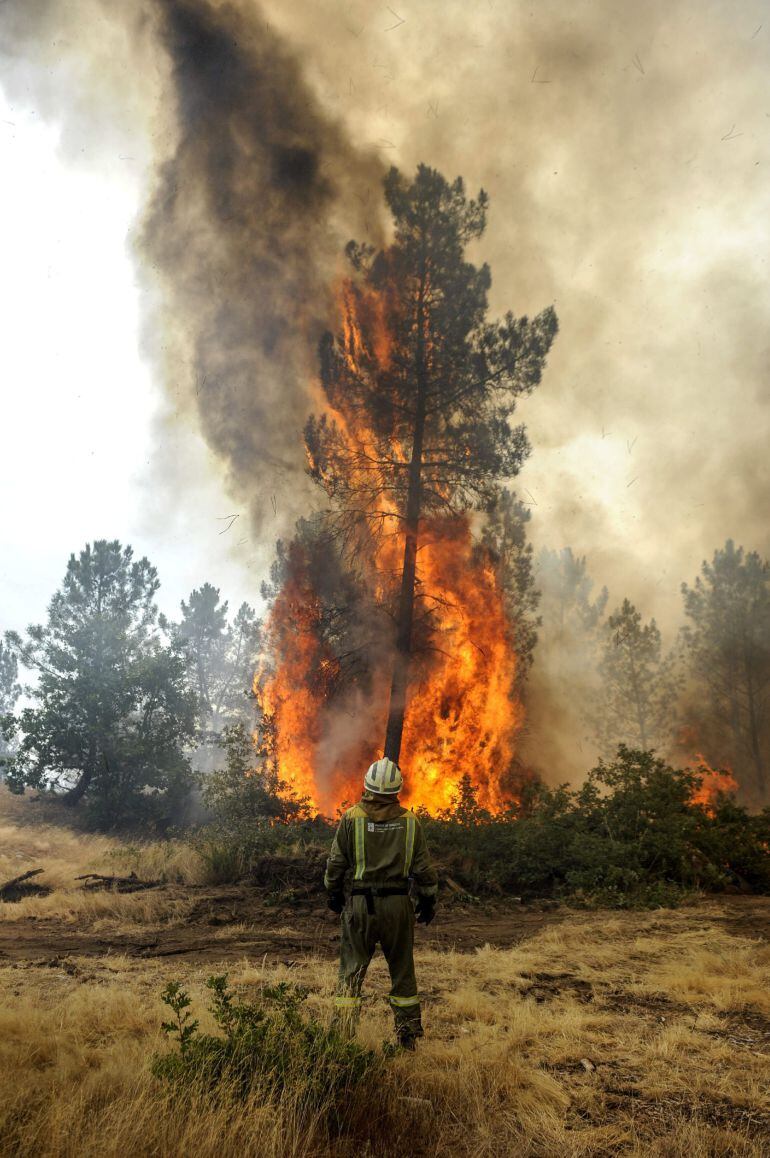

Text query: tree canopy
(5, 540), (196, 827)
(169, 584), (261, 765)
(480, 489), (541, 692)
(537, 547), (608, 637)
(0, 637), (21, 765)
(593, 598), (680, 757)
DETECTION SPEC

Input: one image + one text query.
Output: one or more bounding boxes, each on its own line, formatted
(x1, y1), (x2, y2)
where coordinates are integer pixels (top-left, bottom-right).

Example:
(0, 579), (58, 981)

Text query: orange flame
(675, 727), (739, 815)
(255, 282), (524, 816)
(255, 543), (340, 808)
(399, 518), (521, 814)
(690, 753), (738, 816)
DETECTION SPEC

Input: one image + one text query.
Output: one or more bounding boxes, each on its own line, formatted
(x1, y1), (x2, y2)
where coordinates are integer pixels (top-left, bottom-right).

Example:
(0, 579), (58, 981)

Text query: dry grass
(0, 906), (767, 1157)
(1, 791), (767, 1155)
(0, 789), (206, 926)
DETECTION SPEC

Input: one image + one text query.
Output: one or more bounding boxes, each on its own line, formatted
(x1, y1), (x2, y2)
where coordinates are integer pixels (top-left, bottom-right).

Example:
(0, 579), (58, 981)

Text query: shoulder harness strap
(353, 815), (367, 880)
(404, 814), (416, 877)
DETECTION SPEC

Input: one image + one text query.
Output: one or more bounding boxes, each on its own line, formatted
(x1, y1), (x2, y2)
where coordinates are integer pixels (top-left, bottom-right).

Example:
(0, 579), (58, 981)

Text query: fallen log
(0, 868), (52, 902)
(75, 872), (162, 893)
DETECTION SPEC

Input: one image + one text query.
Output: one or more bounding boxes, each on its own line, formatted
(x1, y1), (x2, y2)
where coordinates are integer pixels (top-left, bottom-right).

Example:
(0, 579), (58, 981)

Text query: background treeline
(1, 529), (769, 850)
(0, 541), (261, 828)
(524, 534), (770, 806)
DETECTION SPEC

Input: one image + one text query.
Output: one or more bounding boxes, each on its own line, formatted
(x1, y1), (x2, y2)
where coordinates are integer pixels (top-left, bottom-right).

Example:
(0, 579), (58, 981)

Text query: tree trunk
(384, 269), (428, 764)
(383, 413), (425, 762)
(63, 763), (94, 805)
(63, 735), (97, 806)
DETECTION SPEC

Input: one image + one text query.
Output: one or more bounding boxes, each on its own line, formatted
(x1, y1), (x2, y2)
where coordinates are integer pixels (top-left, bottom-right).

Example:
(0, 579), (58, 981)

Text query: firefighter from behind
(324, 757), (438, 1049)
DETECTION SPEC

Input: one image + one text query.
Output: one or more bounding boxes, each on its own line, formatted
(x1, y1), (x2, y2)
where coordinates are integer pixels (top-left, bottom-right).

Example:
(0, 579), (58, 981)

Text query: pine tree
(172, 585), (261, 752)
(5, 541), (196, 826)
(0, 637), (21, 766)
(593, 598), (680, 757)
(537, 547), (608, 636)
(479, 489), (541, 693)
(305, 165), (558, 762)
(682, 540), (770, 799)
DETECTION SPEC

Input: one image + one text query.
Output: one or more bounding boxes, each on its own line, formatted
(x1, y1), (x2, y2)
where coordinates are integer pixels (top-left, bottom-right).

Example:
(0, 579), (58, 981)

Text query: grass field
(0, 790), (768, 1157)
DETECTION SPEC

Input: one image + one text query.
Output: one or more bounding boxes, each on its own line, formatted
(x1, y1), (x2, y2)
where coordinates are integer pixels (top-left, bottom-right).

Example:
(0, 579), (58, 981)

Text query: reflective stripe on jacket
(324, 797), (438, 898)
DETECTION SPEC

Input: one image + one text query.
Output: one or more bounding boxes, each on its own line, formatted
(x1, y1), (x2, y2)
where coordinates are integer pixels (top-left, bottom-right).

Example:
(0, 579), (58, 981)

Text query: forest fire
(690, 754), (739, 816)
(400, 518), (521, 815)
(254, 544), (341, 807)
(676, 727), (739, 815)
(254, 275), (525, 818)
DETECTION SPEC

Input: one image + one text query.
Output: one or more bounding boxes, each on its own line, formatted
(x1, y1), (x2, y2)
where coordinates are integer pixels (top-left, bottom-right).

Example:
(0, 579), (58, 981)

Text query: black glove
(327, 892), (345, 914)
(415, 896), (436, 925)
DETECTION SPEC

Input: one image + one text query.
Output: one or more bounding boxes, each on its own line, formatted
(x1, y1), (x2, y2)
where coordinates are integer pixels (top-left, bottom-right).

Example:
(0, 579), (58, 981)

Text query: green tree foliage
(0, 637), (21, 765)
(305, 164), (558, 762)
(175, 583), (228, 723)
(170, 584), (261, 756)
(682, 540), (770, 800)
(195, 722), (317, 883)
(5, 540), (196, 827)
(439, 770), (493, 826)
(479, 489), (540, 692)
(593, 598), (680, 757)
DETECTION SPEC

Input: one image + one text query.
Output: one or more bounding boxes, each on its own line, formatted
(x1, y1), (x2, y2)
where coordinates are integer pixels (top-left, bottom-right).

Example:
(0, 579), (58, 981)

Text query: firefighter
(324, 757), (438, 1049)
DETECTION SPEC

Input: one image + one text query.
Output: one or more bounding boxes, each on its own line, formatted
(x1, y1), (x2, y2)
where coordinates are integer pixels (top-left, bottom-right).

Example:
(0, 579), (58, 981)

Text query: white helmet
(364, 757), (402, 795)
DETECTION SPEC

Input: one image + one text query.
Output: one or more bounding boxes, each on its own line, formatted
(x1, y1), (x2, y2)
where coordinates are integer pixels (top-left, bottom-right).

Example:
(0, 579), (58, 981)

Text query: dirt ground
(1, 881), (769, 964)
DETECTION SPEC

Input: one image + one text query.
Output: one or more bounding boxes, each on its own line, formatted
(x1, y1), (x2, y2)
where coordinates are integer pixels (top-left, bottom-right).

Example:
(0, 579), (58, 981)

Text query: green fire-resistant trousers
(335, 893), (422, 1042)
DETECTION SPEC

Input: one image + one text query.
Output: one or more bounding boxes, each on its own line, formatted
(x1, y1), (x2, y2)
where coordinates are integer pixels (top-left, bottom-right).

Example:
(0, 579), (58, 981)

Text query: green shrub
(421, 747), (770, 904)
(201, 723), (311, 827)
(152, 975), (382, 1130)
(194, 838), (246, 885)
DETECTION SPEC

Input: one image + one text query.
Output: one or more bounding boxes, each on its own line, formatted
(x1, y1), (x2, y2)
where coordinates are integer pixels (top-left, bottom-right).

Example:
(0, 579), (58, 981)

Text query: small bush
(195, 838), (244, 885)
(152, 975), (382, 1130)
(191, 724), (333, 884)
(201, 724), (311, 827)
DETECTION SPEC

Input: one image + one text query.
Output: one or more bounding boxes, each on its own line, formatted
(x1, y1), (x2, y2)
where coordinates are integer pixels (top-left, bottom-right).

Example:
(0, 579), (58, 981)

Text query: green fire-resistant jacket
(324, 796), (438, 898)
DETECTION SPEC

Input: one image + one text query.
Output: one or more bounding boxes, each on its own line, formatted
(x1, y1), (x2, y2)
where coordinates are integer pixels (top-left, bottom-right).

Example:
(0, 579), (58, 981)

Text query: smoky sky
(261, 0), (770, 630)
(139, 0), (386, 538)
(4, 0), (768, 620)
(1, 0), (386, 551)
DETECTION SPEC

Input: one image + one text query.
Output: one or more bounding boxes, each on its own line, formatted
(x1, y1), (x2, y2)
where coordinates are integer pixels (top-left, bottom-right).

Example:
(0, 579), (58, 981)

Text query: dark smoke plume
(140, 0), (386, 535)
(0, 0), (386, 543)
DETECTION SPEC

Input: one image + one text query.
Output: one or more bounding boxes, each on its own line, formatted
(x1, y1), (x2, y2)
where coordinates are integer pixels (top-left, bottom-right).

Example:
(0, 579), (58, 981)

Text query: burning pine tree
(257, 166), (558, 815)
